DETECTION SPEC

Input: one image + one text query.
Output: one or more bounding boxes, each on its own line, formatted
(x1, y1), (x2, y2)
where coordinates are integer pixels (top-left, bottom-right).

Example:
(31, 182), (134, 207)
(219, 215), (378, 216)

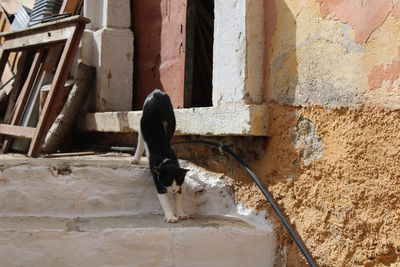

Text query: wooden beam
(0, 124), (35, 139)
(28, 23), (86, 157)
(1, 27), (75, 51)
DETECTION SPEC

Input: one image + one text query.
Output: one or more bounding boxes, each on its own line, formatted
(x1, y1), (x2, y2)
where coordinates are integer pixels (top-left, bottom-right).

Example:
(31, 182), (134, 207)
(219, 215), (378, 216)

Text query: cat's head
(154, 161), (189, 193)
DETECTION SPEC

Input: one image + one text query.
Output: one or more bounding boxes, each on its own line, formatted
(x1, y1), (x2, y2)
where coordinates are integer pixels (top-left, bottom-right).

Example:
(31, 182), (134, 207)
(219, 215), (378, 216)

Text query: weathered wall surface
(242, 106), (400, 266)
(236, 0), (400, 266)
(265, 0), (400, 108)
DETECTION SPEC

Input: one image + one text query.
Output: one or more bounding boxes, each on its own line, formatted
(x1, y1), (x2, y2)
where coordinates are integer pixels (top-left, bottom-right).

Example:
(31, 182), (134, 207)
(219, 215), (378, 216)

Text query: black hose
(172, 140), (318, 267)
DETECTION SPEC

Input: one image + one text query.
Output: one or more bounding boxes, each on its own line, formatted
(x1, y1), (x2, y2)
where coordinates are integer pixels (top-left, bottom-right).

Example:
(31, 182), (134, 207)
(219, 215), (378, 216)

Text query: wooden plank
(0, 16), (90, 39)
(1, 26), (75, 51)
(60, 0), (83, 15)
(0, 124), (35, 139)
(0, 48), (11, 81)
(28, 23), (86, 157)
(0, 6), (17, 95)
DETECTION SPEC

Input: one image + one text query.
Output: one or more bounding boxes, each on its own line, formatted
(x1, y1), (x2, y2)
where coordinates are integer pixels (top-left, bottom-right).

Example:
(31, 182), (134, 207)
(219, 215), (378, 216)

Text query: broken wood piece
(43, 151), (96, 158)
(42, 62), (95, 154)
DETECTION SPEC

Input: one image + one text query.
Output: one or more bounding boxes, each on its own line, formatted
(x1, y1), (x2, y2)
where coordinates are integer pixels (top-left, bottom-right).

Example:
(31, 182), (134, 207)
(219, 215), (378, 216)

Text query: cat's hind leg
(157, 193), (179, 223)
(131, 129), (145, 164)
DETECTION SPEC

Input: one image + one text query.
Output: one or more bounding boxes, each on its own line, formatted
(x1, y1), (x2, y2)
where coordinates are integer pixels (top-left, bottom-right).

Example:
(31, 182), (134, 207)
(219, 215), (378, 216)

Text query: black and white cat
(131, 89), (189, 223)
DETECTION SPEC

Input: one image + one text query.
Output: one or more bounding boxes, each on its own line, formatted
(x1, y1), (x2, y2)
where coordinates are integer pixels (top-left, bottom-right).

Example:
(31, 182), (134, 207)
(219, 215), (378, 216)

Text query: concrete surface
(0, 155), (276, 266)
(0, 215), (274, 267)
(77, 104), (269, 136)
(0, 158), (244, 218)
(0, 214), (252, 231)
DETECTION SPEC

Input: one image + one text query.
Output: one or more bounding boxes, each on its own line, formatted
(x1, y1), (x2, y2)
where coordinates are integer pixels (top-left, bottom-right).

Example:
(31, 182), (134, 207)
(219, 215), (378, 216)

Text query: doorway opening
(184, 0), (214, 108)
(131, 0), (214, 110)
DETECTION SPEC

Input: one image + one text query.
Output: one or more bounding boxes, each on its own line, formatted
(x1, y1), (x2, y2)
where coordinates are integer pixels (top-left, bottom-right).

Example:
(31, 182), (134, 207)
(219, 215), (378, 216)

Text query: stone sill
(77, 104), (269, 136)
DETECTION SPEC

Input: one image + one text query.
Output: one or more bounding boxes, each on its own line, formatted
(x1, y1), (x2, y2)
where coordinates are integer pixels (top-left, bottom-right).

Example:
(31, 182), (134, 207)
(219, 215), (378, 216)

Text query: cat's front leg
(131, 130), (145, 164)
(157, 193), (179, 223)
(175, 192), (189, 220)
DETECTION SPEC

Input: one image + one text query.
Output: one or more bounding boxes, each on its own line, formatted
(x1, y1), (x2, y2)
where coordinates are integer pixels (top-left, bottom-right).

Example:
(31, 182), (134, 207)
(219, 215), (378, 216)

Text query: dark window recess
(184, 0), (214, 108)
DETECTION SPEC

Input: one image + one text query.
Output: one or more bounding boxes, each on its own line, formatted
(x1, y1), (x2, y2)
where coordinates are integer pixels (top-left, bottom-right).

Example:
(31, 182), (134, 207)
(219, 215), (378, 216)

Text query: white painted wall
(213, 0), (265, 105)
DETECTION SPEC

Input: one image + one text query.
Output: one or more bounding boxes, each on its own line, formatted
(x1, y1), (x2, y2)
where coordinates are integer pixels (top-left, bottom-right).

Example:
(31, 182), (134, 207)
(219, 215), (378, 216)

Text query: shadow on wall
(265, 0), (298, 105)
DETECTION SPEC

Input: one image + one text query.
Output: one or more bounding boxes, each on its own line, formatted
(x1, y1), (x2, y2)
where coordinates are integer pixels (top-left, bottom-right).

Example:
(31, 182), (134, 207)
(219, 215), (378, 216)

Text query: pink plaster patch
(368, 48), (400, 91)
(316, 0), (393, 43)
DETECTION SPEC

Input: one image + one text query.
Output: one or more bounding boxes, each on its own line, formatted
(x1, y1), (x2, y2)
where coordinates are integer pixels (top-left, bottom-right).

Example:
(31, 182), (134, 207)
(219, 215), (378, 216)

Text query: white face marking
(167, 181), (180, 194)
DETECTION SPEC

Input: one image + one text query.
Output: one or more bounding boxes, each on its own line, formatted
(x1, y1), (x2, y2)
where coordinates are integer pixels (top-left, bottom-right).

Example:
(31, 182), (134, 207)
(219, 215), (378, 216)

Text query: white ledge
(77, 105), (268, 136)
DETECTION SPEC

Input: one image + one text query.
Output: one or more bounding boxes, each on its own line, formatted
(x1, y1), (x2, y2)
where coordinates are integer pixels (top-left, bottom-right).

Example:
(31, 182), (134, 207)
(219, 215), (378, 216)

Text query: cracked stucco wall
(264, 0), (400, 108)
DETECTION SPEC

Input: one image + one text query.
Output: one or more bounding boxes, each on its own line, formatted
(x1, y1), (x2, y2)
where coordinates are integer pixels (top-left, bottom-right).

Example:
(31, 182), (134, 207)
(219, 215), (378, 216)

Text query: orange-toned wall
(243, 1), (400, 266)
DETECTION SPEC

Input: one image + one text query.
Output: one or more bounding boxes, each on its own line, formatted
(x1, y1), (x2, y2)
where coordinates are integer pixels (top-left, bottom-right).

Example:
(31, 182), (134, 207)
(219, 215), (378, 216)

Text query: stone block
(84, 0), (131, 30)
(81, 28), (133, 111)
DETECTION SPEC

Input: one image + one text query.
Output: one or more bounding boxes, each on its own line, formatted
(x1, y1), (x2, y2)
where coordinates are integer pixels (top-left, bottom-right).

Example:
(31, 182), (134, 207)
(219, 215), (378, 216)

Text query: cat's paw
(177, 213), (189, 220)
(130, 157), (140, 164)
(164, 215), (179, 223)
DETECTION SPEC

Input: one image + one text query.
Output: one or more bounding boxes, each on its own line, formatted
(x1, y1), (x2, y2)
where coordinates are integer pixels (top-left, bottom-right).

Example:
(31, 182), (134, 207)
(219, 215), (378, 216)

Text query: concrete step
(0, 155), (235, 217)
(0, 154), (277, 266)
(0, 214), (275, 267)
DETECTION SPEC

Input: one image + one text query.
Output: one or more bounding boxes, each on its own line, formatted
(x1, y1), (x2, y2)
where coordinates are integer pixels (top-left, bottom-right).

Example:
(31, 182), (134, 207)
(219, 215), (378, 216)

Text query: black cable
(172, 140), (318, 267)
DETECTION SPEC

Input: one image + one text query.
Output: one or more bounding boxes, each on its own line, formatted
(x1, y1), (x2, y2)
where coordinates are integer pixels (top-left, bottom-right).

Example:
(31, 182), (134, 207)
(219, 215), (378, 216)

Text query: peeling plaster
(297, 23), (363, 54)
(292, 116), (323, 166)
(368, 48), (400, 91)
(316, 0), (394, 43)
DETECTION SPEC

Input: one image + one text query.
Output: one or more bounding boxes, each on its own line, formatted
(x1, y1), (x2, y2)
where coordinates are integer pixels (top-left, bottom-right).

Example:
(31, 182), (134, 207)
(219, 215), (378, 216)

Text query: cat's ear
(180, 168), (189, 175)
